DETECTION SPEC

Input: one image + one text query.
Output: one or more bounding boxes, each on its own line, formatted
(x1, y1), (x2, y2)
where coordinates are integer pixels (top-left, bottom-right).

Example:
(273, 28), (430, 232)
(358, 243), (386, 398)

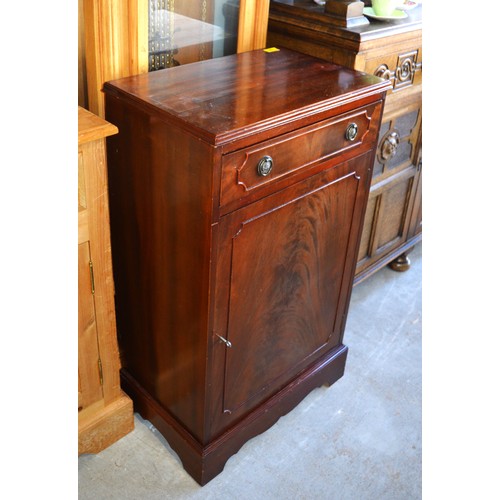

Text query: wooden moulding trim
(103, 82), (390, 150)
(121, 344), (348, 485)
(268, 19), (363, 53)
(353, 233), (421, 286)
(212, 85), (391, 146)
(78, 391), (134, 455)
(78, 106), (118, 145)
(204, 344), (348, 452)
(269, 3), (422, 43)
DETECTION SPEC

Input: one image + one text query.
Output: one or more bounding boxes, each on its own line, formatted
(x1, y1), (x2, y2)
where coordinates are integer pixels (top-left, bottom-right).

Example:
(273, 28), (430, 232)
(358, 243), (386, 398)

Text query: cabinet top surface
(78, 106), (118, 145)
(103, 48), (389, 145)
(270, 1), (422, 41)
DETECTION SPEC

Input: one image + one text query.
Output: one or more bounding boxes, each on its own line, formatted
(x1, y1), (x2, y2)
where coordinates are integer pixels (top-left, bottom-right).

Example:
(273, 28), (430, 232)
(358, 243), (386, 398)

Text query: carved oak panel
(371, 49), (422, 93)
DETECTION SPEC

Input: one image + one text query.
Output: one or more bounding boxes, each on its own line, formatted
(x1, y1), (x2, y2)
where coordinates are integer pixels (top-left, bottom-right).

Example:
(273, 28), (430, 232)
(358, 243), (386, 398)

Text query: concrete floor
(79, 243), (422, 499)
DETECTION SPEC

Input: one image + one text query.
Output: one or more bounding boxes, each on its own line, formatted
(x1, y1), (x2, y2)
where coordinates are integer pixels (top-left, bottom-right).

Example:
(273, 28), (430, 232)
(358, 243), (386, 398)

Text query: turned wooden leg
(389, 252), (411, 272)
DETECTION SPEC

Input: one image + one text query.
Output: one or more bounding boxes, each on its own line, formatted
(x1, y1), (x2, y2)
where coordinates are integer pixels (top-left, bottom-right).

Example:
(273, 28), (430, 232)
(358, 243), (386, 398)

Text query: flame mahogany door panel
(209, 152), (373, 436)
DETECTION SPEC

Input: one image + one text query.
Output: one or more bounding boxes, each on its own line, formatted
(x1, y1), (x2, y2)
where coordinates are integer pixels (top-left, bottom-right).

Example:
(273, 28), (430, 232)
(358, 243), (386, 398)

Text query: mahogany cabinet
(267, 1), (423, 283)
(78, 107), (134, 454)
(103, 48), (390, 485)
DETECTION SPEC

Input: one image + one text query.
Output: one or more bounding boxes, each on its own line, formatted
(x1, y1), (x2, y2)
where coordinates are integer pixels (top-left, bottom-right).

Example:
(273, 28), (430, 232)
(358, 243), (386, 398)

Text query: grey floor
(79, 243), (422, 500)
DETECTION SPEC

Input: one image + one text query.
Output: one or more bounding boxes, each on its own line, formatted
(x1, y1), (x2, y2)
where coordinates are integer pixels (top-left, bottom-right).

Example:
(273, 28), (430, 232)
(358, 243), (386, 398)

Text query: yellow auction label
(263, 47), (280, 53)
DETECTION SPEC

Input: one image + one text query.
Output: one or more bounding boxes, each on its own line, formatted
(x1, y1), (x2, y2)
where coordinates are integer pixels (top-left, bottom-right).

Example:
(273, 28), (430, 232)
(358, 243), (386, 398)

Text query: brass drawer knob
(257, 155), (273, 176)
(345, 123), (358, 141)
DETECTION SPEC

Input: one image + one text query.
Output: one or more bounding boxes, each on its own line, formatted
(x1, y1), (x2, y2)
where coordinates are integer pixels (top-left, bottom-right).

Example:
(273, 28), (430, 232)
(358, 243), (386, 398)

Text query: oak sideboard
(268, 1), (422, 283)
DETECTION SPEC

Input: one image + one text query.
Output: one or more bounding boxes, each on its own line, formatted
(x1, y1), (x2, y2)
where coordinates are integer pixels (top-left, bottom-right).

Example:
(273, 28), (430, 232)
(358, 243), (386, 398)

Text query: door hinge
(89, 260), (95, 294)
(98, 357), (103, 385)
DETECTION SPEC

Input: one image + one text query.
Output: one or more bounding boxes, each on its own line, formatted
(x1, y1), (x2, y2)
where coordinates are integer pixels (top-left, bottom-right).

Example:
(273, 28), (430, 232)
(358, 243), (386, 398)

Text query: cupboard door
(407, 150), (422, 239)
(78, 241), (103, 411)
(210, 151), (372, 435)
(356, 106), (421, 276)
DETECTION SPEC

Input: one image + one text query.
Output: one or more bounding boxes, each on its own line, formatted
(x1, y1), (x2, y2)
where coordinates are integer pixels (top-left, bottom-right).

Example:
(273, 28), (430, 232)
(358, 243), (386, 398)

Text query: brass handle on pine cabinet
(257, 155), (273, 176)
(345, 123), (358, 141)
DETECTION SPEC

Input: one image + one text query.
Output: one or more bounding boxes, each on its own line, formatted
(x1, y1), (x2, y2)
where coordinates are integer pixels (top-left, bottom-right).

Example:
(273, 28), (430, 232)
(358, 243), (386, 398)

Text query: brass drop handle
(345, 123), (358, 141)
(257, 155), (273, 176)
(216, 334), (232, 348)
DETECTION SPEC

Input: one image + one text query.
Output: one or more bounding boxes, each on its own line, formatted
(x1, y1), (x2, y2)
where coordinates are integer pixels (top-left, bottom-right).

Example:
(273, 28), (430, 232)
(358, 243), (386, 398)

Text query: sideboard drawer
(220, 102), (382, 212)
(365, 46), (422, 93)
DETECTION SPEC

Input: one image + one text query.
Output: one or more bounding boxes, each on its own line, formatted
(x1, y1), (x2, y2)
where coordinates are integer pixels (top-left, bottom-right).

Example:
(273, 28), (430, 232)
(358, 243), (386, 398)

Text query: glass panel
(149, 0), (240, 71)
(394, 110), (419, 138)
(387, 139), (412, 171)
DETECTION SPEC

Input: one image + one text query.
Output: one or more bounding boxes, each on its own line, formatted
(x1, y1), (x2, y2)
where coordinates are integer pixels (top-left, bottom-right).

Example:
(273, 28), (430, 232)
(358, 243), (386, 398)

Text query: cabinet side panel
(105, 95), (214, 442)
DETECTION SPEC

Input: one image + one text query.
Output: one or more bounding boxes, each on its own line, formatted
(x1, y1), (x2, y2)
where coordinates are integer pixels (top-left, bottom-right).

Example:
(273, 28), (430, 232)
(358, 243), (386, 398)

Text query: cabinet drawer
(365, 46), (422, 93)
(220, 103), (382, 213)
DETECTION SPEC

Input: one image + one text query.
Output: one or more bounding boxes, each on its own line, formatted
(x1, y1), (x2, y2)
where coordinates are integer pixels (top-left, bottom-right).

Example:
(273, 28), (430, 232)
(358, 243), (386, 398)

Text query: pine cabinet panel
(78, 106), (134, 454)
